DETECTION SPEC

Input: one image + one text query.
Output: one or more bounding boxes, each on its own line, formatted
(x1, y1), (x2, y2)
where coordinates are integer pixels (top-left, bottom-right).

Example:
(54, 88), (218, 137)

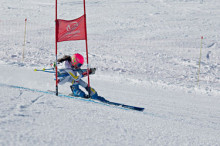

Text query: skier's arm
(66, 68), (96, 81)
(79, 68), (96, 76)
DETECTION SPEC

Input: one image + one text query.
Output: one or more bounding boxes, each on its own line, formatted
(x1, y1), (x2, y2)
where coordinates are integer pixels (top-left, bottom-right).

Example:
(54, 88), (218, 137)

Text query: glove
(82, 68), (96, 76)
(89, 68), (96, 74)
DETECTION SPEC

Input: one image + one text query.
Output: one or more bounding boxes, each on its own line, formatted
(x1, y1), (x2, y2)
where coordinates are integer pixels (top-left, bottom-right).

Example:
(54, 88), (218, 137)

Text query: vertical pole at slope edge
(197, 36), (203, 86)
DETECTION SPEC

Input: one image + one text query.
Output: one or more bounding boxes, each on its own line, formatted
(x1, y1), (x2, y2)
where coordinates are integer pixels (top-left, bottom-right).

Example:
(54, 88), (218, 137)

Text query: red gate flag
(56, 15), (86, 42)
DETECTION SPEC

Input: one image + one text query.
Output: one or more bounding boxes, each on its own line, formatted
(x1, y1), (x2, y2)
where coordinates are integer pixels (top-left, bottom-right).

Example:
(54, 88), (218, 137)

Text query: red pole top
(25, 18), (27, 21)
(201, 36), (203, 39)
(83, 0), (86, 15)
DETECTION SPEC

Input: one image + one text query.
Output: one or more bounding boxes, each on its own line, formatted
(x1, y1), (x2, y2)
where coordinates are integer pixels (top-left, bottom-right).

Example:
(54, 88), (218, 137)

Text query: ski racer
(56, 53), (98, 99)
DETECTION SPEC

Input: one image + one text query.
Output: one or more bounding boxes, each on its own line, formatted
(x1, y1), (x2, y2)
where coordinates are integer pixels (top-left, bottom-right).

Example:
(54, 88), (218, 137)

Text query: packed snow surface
(0, 0), (220, 145)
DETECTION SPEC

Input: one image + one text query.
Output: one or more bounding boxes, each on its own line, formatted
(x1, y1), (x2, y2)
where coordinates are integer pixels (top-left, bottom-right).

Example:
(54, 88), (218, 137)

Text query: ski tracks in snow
(0, 83), (220, 145)
(1, 84), (219, 132)
(0, 87), (43, 120)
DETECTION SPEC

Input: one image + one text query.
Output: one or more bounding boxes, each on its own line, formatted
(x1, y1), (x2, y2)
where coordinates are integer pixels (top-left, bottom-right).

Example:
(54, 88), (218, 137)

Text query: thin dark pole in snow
(83, 0), (91, 97)
(55, 0), (58, 96)
(197, 36), (203, 86)
(22, 18), (27, 62)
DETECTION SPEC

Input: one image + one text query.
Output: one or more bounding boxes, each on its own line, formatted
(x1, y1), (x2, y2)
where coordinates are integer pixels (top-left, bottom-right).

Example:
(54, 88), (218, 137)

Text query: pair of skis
(60, 92), (145, 112)
(0, 82), (144, 112)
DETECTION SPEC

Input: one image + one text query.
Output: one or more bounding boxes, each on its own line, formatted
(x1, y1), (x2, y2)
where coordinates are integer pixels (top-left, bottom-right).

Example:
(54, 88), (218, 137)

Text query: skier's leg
(86, 86), (107, 101)
(86, 86), (99, 99)
(70, 81), (87, 98)
(78, 79), (98, 99)
(78, 80), (107, 101)
(58, 76), (71, 85)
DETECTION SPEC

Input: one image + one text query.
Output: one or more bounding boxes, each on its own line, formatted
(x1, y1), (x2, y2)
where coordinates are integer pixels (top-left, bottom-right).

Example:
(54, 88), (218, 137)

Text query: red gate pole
(83, 0), (91, 97)
(55, 0), (58, 96)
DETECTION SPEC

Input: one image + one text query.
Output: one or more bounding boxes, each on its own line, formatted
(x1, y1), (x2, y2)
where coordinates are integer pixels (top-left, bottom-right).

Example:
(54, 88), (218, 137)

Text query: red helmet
(71, 53), (84, 68)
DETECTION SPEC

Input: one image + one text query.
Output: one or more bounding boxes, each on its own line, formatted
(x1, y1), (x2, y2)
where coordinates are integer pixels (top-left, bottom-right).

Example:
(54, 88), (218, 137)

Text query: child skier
(56, 53), (98, 99)
(53, 53), (144, 111)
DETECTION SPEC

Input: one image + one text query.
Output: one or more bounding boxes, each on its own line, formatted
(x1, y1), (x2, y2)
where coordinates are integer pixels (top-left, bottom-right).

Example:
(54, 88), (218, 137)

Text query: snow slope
(1, 61), (220, 145)
(0, 0), (220, 145)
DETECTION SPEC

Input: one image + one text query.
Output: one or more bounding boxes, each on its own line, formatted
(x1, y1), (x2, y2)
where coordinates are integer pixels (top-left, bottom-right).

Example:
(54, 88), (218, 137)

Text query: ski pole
(34, 67), (85, 72)
(34, 70), (55, 73)
(34, 68), (54, 71)
(34, 68), (55, 73)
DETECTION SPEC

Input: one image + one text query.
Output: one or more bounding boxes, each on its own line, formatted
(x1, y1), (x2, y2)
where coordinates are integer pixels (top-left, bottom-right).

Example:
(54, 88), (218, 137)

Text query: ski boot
(70, 85), (88, 98)
(85, 86), (106, 101)
(85, 86), (107, 102)
(85, 86), (99, 99)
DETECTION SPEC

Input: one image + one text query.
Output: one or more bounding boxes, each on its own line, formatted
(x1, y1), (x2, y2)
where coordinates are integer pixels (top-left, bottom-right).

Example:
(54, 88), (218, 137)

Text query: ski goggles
(72, 62), (83, 68)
